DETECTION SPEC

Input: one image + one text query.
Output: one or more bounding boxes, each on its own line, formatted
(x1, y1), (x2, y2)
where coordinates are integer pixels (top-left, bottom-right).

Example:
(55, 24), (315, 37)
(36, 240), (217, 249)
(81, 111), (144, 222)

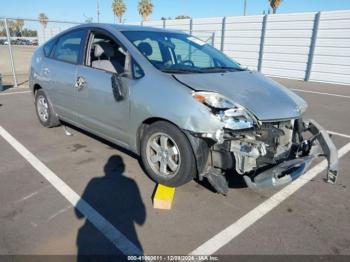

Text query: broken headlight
(193, 91), (234, 109)
(193, 91), (257, 130)
(298, 102), (308, 115)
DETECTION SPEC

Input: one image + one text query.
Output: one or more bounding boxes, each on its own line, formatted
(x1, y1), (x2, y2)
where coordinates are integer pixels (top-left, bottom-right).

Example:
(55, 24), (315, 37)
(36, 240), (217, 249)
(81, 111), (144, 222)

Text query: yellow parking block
(153, 184), (176, 210)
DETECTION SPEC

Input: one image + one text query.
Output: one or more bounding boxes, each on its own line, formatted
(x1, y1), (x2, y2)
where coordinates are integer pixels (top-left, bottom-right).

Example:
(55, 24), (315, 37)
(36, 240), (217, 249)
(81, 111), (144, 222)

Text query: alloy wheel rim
(146, 132), (181, 178)
(37, 95), (49, 122)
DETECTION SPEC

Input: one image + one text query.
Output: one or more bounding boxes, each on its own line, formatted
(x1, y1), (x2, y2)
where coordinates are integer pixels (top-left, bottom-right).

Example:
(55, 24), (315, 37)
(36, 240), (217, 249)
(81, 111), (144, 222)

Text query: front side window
(87, 32), (127, 74)
(53, 30), (85, 64)
(123, 31), (243, 74)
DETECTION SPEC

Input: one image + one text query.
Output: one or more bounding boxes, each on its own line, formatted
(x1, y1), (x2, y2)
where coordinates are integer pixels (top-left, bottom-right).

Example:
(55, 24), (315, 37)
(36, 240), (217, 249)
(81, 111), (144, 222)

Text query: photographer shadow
(75, 155), (146, 259)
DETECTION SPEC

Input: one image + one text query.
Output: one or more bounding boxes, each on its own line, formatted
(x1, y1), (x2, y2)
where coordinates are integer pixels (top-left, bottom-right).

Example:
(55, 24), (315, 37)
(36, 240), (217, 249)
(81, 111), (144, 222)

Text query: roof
(75, 23), (184, 34)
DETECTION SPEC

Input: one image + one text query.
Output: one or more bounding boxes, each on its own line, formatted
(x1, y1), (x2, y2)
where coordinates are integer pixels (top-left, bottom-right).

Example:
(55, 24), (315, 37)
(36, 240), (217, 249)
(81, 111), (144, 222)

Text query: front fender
(128, 74), (224, 152)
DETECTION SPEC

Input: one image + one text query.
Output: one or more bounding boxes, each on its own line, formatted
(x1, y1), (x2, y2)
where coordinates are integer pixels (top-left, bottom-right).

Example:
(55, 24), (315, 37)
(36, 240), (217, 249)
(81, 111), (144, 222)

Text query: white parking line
(328, 131), (350, 140)
(291, 89), (350, 99)
(0, 91), (31, 96)
(0, 126), (142, 256)
(190, 142), (350, 256)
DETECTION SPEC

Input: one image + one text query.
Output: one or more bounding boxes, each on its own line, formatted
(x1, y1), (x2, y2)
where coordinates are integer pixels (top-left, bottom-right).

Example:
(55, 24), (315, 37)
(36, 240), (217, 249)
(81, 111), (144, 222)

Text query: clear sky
(1, 0), (350, 23)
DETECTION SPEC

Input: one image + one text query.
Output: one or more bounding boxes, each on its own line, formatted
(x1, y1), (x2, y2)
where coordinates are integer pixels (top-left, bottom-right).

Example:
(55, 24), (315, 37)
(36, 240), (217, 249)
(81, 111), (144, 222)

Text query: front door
(74, 65), (130, 147)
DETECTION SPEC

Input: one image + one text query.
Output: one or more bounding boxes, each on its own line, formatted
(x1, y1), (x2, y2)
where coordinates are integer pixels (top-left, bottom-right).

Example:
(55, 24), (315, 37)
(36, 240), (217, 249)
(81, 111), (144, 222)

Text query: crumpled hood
(174, 71), (307, 121)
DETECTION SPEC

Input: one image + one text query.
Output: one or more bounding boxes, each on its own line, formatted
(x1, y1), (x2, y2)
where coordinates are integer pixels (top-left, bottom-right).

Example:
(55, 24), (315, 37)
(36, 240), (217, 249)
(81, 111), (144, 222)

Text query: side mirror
(111, 74), (125, 101)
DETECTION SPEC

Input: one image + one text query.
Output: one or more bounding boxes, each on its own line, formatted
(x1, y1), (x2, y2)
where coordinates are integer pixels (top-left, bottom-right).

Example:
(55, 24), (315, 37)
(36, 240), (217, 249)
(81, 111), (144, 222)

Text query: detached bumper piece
(244, 119), (339, 189)
(244, 156), (314, 188)
(205, 167), (229, 195)
(308, 119), (339, 184)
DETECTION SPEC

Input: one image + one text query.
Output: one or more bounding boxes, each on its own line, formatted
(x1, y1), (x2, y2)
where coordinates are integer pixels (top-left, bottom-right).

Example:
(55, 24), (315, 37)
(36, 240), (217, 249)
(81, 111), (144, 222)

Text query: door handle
(75, 76), (87, 90)
(43, 68), (50, 75)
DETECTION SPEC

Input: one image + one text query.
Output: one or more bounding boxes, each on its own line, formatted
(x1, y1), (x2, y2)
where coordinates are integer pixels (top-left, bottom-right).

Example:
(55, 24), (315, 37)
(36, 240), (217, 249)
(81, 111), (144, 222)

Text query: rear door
(44, 29), (87, 121)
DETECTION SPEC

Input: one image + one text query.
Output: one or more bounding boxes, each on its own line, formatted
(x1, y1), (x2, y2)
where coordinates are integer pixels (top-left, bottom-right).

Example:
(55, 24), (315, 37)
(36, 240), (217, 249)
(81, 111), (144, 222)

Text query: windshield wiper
(201, 66), (247, 72)
(161, 68), (205, 74)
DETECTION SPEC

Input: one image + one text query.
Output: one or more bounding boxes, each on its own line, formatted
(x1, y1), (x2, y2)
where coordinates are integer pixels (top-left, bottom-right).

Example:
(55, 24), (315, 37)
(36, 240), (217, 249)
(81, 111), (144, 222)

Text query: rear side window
(53, 30), (85, 64)
(43, 39), (56, 57)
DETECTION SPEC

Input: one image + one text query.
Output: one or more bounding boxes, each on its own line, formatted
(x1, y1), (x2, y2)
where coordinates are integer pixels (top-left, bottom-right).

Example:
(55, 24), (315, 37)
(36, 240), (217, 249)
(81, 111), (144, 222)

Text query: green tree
(269, 0), (282, 14)
(112, 0), (127, 23)
(38, 13), (48, 29)
(22, 28), (38, 37)
(0, 21), (4, 36)
(175, 15), (191, 19)
(138, 0), (154, 21)
(7, 20), (16, 36)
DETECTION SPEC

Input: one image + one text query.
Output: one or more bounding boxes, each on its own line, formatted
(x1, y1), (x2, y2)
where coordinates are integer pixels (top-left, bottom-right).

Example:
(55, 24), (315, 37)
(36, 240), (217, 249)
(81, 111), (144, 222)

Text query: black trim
(172, 75), (195, 90)
(131, 58), (145, 79)
(43, 38), (58, 58)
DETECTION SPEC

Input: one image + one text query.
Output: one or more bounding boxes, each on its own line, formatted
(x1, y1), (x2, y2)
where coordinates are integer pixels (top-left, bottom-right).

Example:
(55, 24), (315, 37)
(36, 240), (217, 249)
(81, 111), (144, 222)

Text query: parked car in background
(0, 39), (5, 45)
(31, 39), (38, 46)
(29, 24), (339, 194)
(14, 39), (30, 45)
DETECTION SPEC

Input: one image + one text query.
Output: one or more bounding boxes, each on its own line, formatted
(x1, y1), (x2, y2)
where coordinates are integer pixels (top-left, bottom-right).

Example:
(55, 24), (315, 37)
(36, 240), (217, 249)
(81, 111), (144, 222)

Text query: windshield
(122, 31), (244, 74)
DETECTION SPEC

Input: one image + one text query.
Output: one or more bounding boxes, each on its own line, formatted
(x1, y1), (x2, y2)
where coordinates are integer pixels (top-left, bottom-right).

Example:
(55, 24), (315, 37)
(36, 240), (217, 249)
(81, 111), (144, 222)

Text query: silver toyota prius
(29, 24), (339, 194)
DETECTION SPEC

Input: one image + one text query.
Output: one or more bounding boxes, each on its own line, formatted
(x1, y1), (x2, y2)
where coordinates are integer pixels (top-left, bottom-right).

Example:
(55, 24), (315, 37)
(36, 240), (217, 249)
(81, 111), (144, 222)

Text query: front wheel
(140, 121), (197, 187)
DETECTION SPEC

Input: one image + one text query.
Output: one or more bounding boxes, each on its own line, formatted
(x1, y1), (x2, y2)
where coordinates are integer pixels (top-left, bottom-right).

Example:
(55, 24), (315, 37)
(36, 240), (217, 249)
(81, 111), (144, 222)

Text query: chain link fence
(0, 17), (217, 90)
(0, 17), (80, 89)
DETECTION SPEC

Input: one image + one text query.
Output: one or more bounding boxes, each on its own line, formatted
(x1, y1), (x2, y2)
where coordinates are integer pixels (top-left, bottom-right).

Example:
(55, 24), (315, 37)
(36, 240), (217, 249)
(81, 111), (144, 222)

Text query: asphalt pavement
(0, 78), (349, 259)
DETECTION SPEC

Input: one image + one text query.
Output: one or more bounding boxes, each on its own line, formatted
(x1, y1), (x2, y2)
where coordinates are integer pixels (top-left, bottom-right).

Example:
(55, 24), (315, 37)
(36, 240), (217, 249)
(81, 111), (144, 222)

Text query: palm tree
(269, 0), (282, 14)
(112, 0), (127, 23)
(38, 13), (48, 29)
(15, 19), (24, 36)
(138, 0), (154, 21)
(38, 13), (48, 42)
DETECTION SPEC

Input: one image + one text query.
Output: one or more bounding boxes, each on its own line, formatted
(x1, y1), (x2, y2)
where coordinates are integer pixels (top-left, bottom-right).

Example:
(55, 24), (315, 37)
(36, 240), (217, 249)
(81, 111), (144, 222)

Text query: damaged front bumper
(243, 119), (339, 189)
(187, 118), (339, 195)
(243, 120), (338, 188)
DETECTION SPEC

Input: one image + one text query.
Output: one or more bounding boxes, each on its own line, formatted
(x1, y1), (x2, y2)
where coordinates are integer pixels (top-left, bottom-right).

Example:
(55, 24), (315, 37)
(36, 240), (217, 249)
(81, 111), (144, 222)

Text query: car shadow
(0, 80), (29, 92)
(61, 122), (158, 187)
(62, 122), (246, 197)
(75, 155), (146, 259)
(0, 85), (12, 92)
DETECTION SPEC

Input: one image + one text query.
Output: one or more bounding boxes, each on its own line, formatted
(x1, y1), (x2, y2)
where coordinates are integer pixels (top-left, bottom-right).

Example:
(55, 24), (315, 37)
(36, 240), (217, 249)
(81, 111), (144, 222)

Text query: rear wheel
(141, 121), (197, 187)
(35, 90), (60, 128)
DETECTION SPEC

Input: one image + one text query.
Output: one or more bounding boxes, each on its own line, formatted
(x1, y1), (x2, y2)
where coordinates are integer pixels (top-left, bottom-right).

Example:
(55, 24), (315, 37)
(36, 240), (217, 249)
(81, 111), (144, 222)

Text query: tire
(140, 121), (197, 187)
(35, 90), (60, 128)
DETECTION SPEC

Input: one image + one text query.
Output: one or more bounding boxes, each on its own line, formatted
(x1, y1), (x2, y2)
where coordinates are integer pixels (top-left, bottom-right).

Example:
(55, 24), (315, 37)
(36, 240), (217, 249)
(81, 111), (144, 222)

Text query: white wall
(192, 17), (223, 49)
(261, 12), (315, 79)
(134, 10), (350, 86)
(310, 10), (350, 85)
(224, 15), (263, 71)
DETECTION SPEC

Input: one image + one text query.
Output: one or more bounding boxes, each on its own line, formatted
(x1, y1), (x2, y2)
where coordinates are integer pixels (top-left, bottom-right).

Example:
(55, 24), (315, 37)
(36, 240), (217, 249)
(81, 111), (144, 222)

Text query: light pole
(244, 0), (247, 16)
(97, 0), (100, 23)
